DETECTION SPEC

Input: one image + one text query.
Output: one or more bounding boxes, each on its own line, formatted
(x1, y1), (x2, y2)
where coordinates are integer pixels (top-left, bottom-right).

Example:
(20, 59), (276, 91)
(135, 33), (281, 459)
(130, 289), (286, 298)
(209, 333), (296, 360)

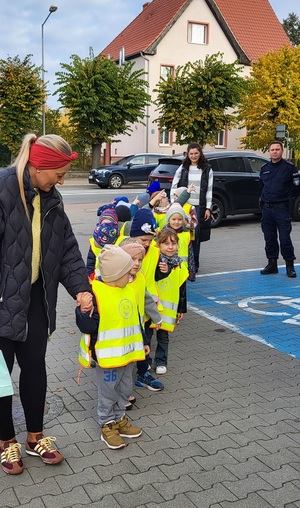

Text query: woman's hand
(204, 209), (211, 221)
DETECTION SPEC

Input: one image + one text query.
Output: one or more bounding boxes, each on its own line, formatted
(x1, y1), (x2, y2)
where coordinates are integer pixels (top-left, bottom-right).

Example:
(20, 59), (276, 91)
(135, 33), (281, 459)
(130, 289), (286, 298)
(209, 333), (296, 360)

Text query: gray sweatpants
(95, 363), (133, 426)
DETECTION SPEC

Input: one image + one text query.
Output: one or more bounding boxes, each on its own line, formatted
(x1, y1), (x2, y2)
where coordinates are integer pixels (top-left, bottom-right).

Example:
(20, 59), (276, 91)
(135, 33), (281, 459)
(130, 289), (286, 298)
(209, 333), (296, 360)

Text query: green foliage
(54, 49), (150, 167)
(283, 12), (300, 47)
(238, 46), (300, 158)
(0, 55), (45, 157)
(154, 53), (246, 146)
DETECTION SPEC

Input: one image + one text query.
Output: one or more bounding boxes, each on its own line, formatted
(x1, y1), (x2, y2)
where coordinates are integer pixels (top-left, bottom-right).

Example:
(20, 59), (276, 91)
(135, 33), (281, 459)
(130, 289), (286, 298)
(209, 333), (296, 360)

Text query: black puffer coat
(0, 166), (91, 342)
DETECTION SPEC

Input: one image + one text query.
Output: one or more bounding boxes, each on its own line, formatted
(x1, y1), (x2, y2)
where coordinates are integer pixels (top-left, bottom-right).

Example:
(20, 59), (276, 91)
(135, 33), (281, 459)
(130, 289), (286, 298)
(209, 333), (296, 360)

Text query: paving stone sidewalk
(2, 285), (300, 508)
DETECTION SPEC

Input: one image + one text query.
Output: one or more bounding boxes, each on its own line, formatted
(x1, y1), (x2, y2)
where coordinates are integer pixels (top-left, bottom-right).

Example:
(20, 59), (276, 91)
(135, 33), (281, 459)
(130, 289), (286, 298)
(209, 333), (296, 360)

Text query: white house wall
(109, 0), (250, 159)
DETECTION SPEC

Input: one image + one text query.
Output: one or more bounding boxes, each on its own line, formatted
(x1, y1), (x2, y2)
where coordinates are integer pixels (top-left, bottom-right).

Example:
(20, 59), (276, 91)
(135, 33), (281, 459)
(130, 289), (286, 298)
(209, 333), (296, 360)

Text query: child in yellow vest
(148, 228), (188, 374)
(119, 238), (164, 393)
(76, 245), (148, 450)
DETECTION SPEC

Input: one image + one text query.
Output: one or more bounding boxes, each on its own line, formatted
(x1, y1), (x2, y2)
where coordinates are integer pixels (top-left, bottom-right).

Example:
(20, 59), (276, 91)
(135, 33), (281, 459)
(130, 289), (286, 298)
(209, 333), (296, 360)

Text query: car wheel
(108, 174), (123, 189)
(211, 198), (224, 228)
(292, 195), (300, 221)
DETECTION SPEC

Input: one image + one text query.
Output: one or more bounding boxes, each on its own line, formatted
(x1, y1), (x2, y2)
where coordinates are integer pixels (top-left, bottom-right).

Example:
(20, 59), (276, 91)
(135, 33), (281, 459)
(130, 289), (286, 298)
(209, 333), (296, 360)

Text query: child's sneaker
(101, 422), (126, 449)
(1, 439), (23, 475)
(156, 365), (167, 375)
(117, 416), (142, 438)
(135, 372), (164, 391)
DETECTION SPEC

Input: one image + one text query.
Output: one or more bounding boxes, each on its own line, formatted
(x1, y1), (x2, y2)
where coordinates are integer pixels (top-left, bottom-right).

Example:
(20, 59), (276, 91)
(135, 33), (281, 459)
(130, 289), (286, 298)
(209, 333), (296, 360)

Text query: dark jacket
(0, 165), (91, 342)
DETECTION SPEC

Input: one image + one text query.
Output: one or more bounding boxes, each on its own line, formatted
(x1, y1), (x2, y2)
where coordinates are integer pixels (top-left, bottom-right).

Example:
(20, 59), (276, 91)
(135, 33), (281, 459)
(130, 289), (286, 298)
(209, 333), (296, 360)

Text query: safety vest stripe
(179, 256), (188, 262)
(160, 299), (178, 311)
(95, 340), (144, 359)
(98, 324), (141, 341)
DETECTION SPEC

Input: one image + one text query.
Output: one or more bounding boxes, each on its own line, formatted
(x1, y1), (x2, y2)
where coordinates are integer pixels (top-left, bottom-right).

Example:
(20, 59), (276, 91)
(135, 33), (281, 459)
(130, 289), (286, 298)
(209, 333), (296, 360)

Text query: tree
(283, 12), (300, 47)
(0, 55), (45, 157)
(153, 53), (246, 146)
(54, 49), (151, 168)
(238, 46), (300, 157)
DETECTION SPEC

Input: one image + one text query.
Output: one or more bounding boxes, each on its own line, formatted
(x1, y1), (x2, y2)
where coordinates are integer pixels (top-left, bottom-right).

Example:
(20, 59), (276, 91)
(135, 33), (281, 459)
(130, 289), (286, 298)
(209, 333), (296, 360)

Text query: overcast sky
(0, 0), (298, 108)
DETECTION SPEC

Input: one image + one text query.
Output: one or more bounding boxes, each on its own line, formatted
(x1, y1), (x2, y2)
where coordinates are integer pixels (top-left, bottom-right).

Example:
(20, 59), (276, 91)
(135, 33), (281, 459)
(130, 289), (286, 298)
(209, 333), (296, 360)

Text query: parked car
(148, 151), (300, 227)
(89, 153), (169, 189)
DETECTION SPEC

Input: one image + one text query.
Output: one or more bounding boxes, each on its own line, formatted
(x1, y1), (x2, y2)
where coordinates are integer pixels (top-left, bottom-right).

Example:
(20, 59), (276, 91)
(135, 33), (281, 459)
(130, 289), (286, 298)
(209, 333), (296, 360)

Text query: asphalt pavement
(2, 179), (300, 508)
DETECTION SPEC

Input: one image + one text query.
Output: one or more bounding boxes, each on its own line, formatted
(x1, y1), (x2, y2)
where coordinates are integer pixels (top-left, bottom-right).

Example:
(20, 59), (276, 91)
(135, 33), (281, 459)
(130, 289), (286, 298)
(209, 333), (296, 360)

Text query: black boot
(260, 259), (278, 275)
(286, 260), (297, 278)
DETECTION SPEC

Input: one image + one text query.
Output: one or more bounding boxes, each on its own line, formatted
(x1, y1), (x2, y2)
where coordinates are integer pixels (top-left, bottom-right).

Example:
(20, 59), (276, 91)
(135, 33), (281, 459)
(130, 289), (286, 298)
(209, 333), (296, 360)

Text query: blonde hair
(13, 133), (73, 218)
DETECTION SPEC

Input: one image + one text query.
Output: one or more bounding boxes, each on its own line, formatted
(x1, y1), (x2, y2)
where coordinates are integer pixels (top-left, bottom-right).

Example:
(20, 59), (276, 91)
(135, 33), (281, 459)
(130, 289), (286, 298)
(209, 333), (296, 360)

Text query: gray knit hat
(99, 245), (133, 282)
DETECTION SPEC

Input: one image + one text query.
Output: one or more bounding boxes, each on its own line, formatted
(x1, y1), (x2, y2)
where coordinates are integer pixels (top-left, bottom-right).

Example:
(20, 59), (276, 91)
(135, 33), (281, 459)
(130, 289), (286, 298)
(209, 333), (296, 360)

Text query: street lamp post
(41, 5), (58, 136)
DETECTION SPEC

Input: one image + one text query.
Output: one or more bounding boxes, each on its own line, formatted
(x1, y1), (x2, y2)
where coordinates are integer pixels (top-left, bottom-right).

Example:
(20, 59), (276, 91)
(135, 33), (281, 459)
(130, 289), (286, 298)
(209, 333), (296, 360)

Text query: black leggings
(0, 278), (48, 441)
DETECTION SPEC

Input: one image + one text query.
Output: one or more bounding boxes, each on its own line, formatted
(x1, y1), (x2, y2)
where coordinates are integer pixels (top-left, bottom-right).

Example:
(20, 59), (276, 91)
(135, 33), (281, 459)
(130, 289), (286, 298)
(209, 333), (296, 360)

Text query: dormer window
(188, 22), (208, 44)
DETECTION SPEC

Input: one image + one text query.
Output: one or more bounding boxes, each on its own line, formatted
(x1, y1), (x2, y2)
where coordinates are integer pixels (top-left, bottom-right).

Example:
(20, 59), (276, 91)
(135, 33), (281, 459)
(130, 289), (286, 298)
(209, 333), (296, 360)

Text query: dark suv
(148, 151), (300, 227)
(89, 153), (168, 189)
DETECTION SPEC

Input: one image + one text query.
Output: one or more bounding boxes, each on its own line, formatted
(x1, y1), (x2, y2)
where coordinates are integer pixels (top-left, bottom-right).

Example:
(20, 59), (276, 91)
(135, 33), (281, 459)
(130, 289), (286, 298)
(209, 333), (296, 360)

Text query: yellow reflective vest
(177, 230), (190, 270)
(89, 237), (102, 277)
(153, 263), (188, 332)
(78, 281), (145, 369)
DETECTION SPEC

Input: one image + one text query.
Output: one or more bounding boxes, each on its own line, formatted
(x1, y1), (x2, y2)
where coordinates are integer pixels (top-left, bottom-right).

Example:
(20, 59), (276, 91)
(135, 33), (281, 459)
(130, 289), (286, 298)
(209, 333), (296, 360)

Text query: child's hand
(144, 345), (150, 356)
(176, 313), (184, 324)
(153, 320), (162, 330)
(188, 183), (196, 193)
(77, 292), (93, 316)
(158, 261), (168, 273)
(132, 196), (140, 206)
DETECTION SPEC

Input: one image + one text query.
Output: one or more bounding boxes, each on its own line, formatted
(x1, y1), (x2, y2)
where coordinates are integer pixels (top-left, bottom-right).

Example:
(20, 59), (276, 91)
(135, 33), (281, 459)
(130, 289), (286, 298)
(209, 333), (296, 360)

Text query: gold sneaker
(117, 416), (143, 438)
(101, 422), (126, 449)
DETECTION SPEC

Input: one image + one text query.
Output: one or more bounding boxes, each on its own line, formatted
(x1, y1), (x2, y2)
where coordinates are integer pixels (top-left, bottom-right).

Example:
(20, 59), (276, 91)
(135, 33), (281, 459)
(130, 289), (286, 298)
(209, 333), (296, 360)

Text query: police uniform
(260, 158), (299, 277)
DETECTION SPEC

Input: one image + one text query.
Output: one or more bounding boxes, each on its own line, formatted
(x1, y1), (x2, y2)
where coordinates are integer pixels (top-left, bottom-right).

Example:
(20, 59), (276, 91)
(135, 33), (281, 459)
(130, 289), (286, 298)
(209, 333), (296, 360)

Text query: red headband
(29, 143), (78, 170)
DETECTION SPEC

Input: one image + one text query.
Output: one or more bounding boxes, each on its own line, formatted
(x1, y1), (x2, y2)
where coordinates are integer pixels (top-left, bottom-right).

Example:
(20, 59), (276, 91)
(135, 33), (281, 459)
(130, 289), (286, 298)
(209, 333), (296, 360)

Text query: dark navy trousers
(261, 206), (295, 261)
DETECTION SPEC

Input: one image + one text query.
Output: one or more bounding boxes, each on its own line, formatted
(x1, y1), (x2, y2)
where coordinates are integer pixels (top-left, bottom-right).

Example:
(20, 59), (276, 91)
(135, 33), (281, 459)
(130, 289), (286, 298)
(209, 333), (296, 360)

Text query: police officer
(260, 140), (299, 278)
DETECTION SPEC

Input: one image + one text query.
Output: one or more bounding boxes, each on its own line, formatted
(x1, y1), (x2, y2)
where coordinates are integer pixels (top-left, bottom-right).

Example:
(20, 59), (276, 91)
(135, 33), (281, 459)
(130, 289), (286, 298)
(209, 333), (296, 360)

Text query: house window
(188, 22), (208, 44)
(215, 130), (226, 148)
(160, 65), (174, 79)
(159, 130), (171, 145)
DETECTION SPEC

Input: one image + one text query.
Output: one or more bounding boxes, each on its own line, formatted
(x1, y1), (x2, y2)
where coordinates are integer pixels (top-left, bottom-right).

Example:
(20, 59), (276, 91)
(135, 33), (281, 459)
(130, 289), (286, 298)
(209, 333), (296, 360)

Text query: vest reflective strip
(180, 256), (188, 262)
(78, 334), (92, 368)
(160, 299), (178, 311)
(95, 340), (144, 359)
(99, 324), (141, 341)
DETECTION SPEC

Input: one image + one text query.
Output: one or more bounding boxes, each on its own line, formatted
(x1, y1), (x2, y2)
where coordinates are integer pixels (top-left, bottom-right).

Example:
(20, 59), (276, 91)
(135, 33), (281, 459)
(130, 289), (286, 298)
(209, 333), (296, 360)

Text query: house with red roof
(101, 0), (290, 159)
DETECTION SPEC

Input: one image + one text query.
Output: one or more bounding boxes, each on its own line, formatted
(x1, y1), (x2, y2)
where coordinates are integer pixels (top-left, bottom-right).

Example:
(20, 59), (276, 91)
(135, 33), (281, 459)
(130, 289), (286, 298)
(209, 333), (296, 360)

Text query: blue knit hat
(93, 222), (118, 246)
(147, 181), (160, 194)
(130, 209), (157, 237)
(113, 196), (129, 205)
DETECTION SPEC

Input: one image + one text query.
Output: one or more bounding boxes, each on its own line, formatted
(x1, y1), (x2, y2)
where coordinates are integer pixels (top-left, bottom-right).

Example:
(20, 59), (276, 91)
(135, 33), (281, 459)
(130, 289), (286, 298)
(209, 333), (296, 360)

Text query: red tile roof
(101, 0), (291, 64)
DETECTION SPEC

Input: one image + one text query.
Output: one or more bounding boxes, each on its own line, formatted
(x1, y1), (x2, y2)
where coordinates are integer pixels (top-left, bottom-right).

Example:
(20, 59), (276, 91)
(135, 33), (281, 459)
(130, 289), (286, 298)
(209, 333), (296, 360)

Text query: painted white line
(187, 303), (274, 349)
(196, 265), (300, 277)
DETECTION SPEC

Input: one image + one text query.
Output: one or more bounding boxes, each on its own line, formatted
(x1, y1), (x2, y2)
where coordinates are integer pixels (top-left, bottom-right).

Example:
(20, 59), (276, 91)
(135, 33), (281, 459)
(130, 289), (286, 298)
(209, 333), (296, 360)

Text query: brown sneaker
(101, 422), (126, 450)
(25, 434), (64, 464)
(1, 439), (24, 475)
(117, 416), (143, 438)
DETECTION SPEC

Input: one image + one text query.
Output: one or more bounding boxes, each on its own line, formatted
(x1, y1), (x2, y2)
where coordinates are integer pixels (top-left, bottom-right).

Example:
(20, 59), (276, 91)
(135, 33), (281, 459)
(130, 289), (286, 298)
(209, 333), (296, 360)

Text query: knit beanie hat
(137, 192), (150, 208)
(115, 204), (131, 222)
(166, 203), (186, 222)
(130, 209), (157, 237)
(113, 196), (129, 205)
(93, 222), (118, 247)
(97, 204), (118, 224)
(173, 186), (187, 197)
(120, 242), (145, 258)
(147, 181), (160, 194)
(99, 245), (133, 282)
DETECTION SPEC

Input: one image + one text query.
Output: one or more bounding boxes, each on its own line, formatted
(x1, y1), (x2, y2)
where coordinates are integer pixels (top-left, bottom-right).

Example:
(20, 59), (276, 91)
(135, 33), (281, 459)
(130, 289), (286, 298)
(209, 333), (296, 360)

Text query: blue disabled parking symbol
(187, 265), (300, 359)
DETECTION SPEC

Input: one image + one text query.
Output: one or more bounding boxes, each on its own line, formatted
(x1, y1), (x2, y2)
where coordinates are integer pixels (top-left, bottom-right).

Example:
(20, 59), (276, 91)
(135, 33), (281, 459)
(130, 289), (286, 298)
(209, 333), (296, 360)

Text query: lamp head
(49, 5), (58, 12)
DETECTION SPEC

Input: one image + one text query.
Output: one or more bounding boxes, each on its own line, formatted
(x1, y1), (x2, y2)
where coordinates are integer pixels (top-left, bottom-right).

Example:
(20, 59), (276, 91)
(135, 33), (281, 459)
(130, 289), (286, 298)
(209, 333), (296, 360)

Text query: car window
(131, 156), (145, 165)
(148, 155), (160, 164)
(217, 157), (246, 172)
(208, 159), (219, 172)
(247, 156), (266, 174)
